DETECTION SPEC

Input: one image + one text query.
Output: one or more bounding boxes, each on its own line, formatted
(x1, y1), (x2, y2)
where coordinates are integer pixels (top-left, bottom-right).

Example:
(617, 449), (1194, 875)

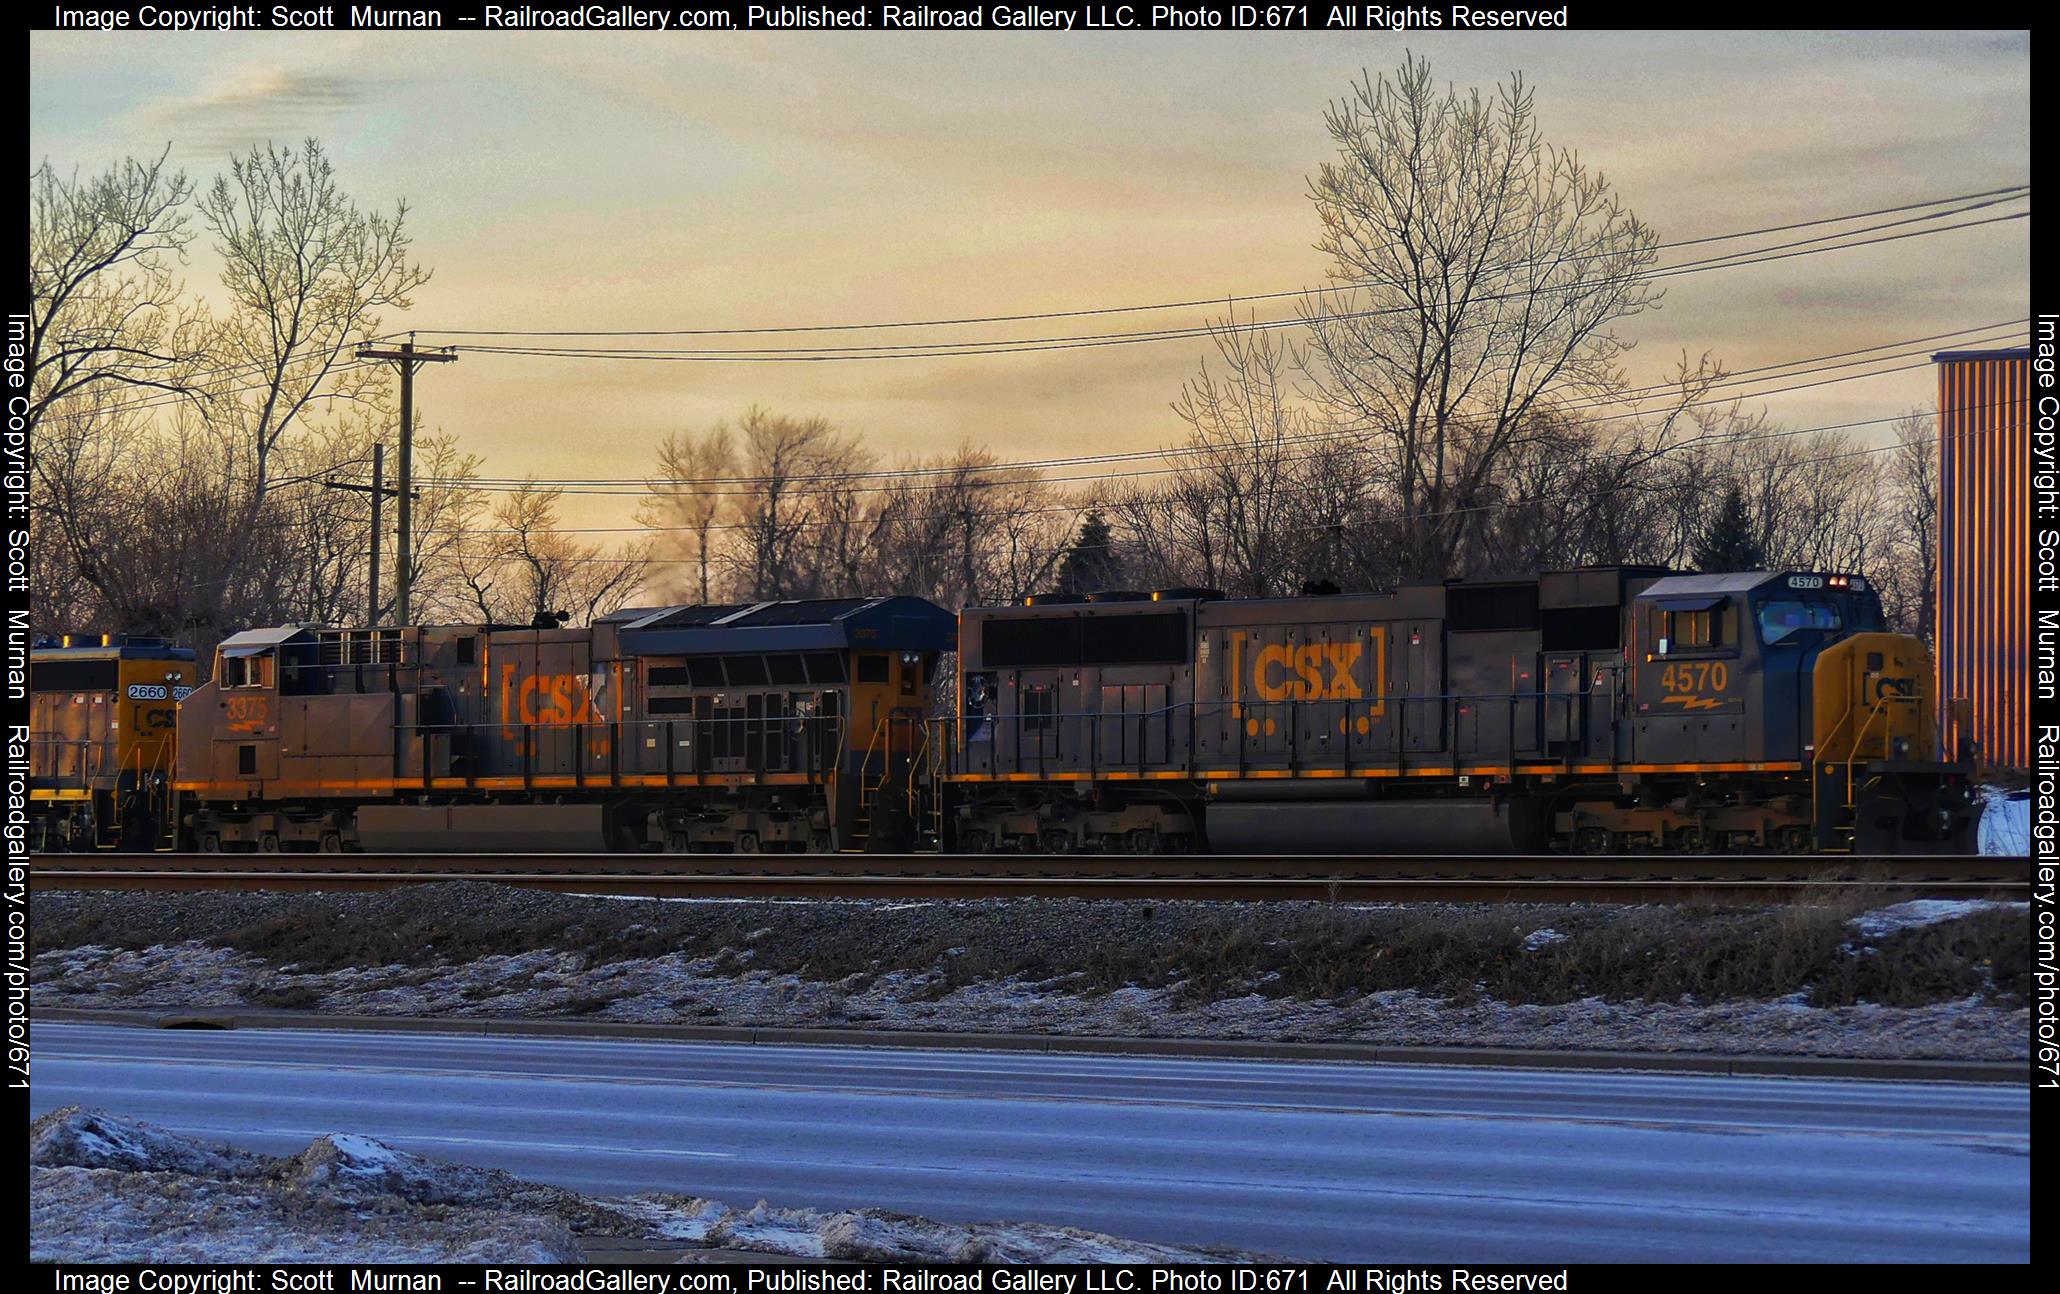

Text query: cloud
(134, 64), (372, 159)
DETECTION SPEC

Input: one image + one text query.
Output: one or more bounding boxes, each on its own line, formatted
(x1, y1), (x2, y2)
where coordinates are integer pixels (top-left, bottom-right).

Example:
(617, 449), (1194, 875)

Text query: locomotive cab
(1628, 572), (1972, 852)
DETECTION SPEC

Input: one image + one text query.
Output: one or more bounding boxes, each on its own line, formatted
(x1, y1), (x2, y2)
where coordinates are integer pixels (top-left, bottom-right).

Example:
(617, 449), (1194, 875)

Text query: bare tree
(456, 483), (649, 626)
(27, 147), (208, 439)
(641, 424), (738, 603)
(197, 138), (429, 605)
(399, 428), (489, 624)
(1170, 319), (1311, 596)
(1879, 410), (1939, 639)
(1300, 55), (1662, 579)
(722, 407), (870, 600)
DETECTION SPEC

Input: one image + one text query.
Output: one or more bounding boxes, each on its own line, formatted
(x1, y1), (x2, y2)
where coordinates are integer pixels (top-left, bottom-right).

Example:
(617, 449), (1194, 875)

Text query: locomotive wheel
(319, 833), (343, 854)
(1574, 827), (1611, 855)
(1040, 829), (1073, 855)
(257, 833), (281, 854)
(1127, 828), (1161, 855)
(665, 831), (692, 854)
(962, 830), (992, 854)
(735, 832), (760, 854)
(808, 831), (832, 854)
(198, 833), (222, 854)
(1776, 825), (1811, 855)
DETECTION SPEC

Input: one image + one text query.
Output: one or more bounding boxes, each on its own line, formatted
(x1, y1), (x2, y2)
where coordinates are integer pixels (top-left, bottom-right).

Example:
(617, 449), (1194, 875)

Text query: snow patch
(1521, 928), (1568, 952)
(1980, 788), (2030, 857)
(1849, 900), (2025, 941)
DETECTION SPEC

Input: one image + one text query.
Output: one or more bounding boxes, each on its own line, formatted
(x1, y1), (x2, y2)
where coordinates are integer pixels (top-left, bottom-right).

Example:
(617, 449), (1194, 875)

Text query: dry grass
(31, 885), (2027, 1009)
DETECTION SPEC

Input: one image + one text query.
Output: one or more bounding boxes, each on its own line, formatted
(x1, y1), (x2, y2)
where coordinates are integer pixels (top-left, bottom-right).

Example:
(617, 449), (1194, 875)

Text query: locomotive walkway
(30, 1020), (2031, 1262)
(29, 851), (2031, 904)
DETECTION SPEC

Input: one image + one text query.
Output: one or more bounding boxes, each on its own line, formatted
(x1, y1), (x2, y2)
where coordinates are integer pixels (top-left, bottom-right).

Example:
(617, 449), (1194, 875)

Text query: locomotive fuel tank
(1205, 781), (1543, 854)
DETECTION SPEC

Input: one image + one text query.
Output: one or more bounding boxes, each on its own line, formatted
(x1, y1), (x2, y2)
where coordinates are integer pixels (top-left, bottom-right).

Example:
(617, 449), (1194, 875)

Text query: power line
(439, 205), (2028, 361)
(395, 321), (2026, 495)
(412, 183), (2029, 339)
(417, 398), (2007, 549)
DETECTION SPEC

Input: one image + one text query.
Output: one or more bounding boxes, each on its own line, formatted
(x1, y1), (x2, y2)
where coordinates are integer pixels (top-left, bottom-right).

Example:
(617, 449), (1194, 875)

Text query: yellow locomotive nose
(1811, 632), (1937, 765)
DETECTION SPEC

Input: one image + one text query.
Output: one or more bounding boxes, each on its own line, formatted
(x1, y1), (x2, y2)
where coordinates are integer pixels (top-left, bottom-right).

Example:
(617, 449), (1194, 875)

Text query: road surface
(30, 1022), (2029, 1262)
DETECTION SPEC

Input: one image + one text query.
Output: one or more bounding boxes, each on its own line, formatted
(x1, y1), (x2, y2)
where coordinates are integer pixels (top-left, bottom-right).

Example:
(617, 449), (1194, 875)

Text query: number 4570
(1662, 661), (1728, 692)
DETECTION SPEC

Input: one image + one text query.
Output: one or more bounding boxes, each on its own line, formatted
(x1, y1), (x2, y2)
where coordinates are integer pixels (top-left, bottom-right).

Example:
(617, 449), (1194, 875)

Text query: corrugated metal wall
(1935, 348), (2030, 771)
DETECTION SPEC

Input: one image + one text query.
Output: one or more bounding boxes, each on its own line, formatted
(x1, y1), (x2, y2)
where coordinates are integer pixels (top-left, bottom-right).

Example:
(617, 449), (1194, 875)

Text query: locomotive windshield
(1756, 600), (1842, 645)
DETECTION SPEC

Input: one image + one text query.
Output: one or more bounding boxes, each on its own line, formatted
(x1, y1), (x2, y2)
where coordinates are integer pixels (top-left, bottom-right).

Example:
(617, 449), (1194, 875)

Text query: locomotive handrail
(1843, 691), (1922, 809)
(389, 710), (849, 786)
(947, 686), (1596, 779)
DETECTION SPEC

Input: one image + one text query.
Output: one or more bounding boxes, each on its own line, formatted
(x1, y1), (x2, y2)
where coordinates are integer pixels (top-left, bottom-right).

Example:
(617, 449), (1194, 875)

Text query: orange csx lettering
(1253, 642), (1365, 702)
(512, 673), (602, 725)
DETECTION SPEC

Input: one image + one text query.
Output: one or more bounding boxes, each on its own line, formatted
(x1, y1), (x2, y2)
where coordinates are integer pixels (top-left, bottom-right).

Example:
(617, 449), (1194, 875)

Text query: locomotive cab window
(1654, 601), (1729, 654)
(220, 655), (272, 688)
(1757, 600), (1841, 646)
(1663, 609), (1716, 649)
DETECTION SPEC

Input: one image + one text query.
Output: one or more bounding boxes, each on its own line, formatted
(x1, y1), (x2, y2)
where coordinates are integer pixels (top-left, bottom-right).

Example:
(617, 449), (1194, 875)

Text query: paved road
(30, 1022), (2029, 1262)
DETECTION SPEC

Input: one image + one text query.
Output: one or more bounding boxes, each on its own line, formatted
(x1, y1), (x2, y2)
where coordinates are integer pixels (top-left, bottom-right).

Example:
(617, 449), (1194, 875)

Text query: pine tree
(1691, 484), (1767, 572)
(1055, 511), (1121, 594)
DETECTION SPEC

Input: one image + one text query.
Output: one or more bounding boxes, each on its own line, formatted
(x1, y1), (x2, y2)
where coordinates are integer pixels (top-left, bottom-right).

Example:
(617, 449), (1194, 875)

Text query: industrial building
(1934, 346), (2032, 772)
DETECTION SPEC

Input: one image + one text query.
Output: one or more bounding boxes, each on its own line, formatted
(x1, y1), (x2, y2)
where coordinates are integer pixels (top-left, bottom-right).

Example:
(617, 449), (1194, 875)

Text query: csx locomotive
(24, 565), (1978, 855)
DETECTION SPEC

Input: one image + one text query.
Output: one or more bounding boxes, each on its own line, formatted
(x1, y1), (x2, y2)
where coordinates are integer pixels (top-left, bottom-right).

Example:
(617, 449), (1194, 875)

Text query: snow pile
(1849, 899), (2026, 941)
(30, 1105), (266, 1178)
(1980, 789), (2031, 857)
(30, 1166), (580, 1264)
(813, 1209), (1257, 1264)
(707, 1202), (1259, 1263)
(1520, 928), (1568, 952)
(29, 1110), (581, 1263)
(29, 1108), (1267, 1264)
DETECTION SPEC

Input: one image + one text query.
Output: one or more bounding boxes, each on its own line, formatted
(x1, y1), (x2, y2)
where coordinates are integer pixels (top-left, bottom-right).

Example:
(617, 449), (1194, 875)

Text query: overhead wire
(413, 183), (2030, 339)
(393, 321), (2027, 496)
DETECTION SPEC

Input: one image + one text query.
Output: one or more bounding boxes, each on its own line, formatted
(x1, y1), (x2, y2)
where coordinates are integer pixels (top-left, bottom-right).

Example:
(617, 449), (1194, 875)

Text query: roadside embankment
(30, 884), (2031, 1060)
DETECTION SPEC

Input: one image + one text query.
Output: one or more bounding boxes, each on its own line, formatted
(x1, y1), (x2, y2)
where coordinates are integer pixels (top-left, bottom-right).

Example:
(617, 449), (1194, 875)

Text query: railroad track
(26, 852), (2030, 904)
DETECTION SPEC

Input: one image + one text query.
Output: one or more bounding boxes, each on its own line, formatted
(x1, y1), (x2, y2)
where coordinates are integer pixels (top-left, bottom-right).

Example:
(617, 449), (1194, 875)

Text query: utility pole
(368, 443), (382, 623)
(355, 338), (456, 625)
(324, 446), (420, 624)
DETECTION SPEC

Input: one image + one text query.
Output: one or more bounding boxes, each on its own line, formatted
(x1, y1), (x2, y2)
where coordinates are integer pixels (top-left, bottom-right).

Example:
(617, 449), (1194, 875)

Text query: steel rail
(27, 852), (2029, 904)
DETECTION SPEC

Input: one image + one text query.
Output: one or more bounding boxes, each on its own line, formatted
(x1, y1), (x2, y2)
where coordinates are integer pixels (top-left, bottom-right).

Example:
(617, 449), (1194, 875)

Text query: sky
(29, 29), (2031, 529)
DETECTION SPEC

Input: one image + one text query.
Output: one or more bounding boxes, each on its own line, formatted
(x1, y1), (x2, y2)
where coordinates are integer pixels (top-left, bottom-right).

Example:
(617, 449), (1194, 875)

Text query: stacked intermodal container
(1934, 346), (2031, 772)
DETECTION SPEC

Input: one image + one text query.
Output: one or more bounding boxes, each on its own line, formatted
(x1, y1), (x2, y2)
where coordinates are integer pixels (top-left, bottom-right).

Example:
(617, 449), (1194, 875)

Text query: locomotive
(23, 565), (1978, 855)
(951, 566), (1975, 855)
(22, 633), (195, 851)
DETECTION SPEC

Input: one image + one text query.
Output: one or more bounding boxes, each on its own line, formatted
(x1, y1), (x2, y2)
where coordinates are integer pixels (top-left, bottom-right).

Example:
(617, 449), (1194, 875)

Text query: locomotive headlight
(1894, 737), (1910, 757)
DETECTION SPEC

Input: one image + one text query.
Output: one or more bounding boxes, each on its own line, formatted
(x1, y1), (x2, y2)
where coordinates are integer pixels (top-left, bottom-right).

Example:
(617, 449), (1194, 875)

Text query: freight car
(25, 634), (197, 851)
(947, 567), (1977, 854)
(167, 597), (955, 853)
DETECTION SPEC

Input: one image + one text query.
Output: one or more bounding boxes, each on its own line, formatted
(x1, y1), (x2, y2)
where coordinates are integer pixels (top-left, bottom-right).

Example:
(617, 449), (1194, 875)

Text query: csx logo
(1875, 675), (1917, 700)
(500, 667), (605, 725)
(1234, 630), (1385, 712)
(1253, 642), (1366, 701)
